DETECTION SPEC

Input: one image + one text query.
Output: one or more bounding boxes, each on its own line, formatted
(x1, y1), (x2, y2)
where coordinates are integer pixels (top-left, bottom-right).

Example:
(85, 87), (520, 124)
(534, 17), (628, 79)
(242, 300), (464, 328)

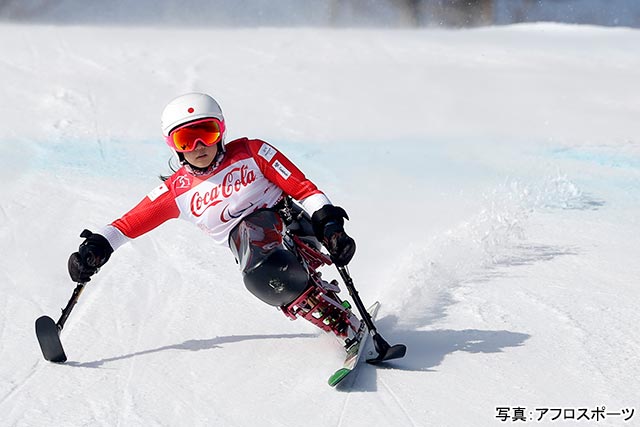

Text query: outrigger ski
(35, 315), (67, 363)
(35, 282), (86, 363)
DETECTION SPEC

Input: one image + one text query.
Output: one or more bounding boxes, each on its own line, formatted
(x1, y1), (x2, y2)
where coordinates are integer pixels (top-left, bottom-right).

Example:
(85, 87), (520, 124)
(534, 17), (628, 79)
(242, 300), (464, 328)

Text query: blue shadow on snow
(336, 317), (530, 393)
(66, 333), (316, 369)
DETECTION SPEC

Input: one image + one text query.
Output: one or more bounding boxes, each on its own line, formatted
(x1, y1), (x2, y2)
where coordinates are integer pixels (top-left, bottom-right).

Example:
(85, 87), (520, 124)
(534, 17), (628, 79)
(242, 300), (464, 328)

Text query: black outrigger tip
(366, 333), (407, 364)
(35, 315), (67, 363)
(336, 266), (407, 366)
(35, 282), (87, 363)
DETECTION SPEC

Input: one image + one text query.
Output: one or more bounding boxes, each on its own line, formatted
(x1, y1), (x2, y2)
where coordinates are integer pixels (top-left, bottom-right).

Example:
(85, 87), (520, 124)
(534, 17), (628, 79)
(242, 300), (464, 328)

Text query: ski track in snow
(378, 378), (419, 427)
(1, 20), (639, 427)
(0, 361), (39, 414)
(116, 325), (141, 426)
(336, 393), (352, 427)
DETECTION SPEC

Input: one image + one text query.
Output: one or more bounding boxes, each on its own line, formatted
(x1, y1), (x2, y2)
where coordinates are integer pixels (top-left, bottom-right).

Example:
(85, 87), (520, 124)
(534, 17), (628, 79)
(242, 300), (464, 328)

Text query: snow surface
(1, 21), (639, 427)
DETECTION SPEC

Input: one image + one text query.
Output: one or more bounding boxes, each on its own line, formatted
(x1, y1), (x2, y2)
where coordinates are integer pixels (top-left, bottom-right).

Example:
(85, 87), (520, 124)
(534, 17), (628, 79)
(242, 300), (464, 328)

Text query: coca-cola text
(190, 165), (256, 217)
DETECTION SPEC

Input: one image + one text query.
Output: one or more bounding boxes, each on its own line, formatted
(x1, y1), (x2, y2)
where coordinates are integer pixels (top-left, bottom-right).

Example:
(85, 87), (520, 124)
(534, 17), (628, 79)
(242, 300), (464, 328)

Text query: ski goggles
(165, 118), (225, 153)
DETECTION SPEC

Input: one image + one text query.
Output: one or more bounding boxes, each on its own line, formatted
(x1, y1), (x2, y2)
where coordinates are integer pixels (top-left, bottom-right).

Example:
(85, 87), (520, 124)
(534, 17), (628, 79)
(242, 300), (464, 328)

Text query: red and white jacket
(100, 138), (331, 250)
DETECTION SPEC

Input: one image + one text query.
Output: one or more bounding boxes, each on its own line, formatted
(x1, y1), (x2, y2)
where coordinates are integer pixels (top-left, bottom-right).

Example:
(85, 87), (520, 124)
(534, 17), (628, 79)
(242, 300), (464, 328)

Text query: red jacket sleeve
(247, 139), (323, 201)
(111, 182), (181, 239)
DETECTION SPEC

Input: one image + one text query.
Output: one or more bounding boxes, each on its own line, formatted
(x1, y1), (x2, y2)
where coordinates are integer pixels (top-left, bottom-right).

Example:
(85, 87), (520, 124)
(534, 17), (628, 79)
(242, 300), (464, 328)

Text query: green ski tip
(328, 368), (351, 387)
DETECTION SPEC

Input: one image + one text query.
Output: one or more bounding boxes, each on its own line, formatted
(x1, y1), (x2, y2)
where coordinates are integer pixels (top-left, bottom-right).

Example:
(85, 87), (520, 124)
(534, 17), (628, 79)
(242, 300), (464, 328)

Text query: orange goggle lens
(168, 119), (222, 152)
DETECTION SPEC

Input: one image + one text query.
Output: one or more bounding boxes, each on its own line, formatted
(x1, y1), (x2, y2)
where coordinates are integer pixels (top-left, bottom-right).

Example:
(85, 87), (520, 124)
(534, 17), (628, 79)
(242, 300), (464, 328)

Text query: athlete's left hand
(322, 222), (356, 267)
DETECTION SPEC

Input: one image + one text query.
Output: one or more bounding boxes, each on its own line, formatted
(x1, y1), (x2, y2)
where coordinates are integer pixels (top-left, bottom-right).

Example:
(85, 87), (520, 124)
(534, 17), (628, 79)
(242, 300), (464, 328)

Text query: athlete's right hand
(68, 229), (114, 283)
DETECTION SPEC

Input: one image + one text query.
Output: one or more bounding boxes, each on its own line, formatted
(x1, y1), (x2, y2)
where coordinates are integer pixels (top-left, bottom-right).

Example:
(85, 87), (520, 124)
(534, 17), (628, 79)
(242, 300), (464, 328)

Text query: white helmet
(161, 92), (225, 138)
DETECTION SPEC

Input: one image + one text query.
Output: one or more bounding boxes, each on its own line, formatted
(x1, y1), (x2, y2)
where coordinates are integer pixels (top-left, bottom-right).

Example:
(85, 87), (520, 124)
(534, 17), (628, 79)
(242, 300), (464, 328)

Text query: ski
(328, 301), (381, 387)
(35, 282), (86, 363)
(35, 315), (67, 363)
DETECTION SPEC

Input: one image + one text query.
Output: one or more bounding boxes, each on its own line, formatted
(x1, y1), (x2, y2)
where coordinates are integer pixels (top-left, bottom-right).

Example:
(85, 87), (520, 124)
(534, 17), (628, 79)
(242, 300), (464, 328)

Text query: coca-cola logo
(190, 165), (256, 217)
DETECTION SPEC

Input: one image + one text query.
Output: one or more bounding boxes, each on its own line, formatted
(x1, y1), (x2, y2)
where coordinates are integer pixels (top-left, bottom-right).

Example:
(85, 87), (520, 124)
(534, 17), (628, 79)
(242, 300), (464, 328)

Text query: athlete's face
(183, 142), (219, 169)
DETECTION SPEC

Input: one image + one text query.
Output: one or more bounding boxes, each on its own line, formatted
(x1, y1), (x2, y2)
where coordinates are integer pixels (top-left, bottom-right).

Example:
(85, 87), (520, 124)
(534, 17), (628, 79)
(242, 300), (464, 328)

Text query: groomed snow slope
(1, 23), (639, 426)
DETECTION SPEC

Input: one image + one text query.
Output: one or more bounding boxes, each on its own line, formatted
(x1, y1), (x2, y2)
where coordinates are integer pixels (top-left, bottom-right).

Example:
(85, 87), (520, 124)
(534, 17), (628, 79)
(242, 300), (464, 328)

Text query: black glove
(68, 229), (113, 283)
(311, 205), (356, 267)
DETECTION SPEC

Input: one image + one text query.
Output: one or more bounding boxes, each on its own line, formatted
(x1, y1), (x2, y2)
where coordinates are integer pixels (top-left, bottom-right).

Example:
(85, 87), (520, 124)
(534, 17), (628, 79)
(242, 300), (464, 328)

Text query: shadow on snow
(66, 333), (316, 368)
(337, 317), (530, 392)
(64, 323), (528, 393)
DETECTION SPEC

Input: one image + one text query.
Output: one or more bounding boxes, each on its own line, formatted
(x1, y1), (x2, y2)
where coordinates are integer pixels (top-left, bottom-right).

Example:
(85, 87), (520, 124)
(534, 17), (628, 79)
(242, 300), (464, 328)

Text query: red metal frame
(281, 236), (359, 338)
